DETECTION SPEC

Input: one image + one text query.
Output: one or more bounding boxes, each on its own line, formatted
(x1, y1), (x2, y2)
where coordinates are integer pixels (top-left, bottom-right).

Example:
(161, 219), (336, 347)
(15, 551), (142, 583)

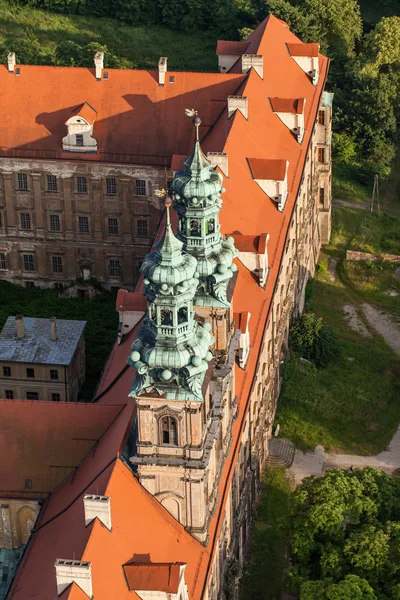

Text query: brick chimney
(94, 51), (104, 80)
(242, 54), (263, 78)
(8, 52), (16, 73)
(84, 495), (111, 530)
(16, 315), (24, 339)
(55, 560), (92, 597)
(50, 316), (57, 341)
(158, 57), (167, 86)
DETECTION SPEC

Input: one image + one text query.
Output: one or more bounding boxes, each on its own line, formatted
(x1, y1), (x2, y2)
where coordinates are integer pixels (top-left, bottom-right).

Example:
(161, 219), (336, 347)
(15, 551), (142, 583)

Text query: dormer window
(270, 97), (306, 143)
(287, 43), (320, 86)
(62, 102), (98, 153)
(247, 158), (289, 212)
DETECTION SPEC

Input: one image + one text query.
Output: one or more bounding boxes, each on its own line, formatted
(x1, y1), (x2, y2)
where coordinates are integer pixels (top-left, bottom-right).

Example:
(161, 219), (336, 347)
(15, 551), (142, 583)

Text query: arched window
(160, 416), (178, 445)
(178, 306), (188, 324)
(190, 219), (201, 237)
(206, 218), (215, 234)
(161, 308), (173, 326)
(179, 217), (186, 233)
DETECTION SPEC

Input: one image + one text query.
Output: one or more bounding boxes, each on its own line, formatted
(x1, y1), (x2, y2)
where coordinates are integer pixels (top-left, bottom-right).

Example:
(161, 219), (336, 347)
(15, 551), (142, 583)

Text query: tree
(55, 40), (83, 66)
(362, 16), (400, 74)
(301, 575), (377, 599)
(289, 313), (340, 367)
(0, 29), (43, 65)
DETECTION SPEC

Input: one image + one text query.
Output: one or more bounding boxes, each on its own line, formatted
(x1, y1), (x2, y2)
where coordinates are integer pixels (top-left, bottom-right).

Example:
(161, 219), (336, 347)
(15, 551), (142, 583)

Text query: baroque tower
(129, 116), (239, 544)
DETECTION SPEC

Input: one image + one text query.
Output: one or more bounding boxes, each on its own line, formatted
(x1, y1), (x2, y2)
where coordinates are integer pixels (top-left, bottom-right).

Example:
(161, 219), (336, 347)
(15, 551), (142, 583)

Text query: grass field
(0, 281), (118, 400)
(0, 1), (217, 71)
(276, 207), (400, 455)
(240, 468), (292, 600)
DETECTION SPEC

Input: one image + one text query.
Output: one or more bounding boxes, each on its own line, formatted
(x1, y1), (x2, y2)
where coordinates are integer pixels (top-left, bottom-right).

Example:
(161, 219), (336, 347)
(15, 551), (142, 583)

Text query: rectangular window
(109, 259), (121, 277)
(49, 214), (60, 232)
(76, 134), (84, 147)
(54, 282), (64, 290)
(17, 173), (28, 190)
(3, 366), (11, 377)
(78, 216), (89, 233)
(108, 218), (118, 235)
(106, 177), (117, 195)
(52, 393), (61, 402)
(137, 219), (148, 237)
(5, 390), (13, 399)
(319, 187), (325, 204)
(23, 254), (35, 271)
(25, 281), (35, 288)
(0, 253), (6, 270)
(50, 369), (59, 380)
(136, 179), (147, 196)
(47, 174), (57, 192)
(26, 391), (39, 400)
(76, 177), (87, 194)
(20, 213), (31, 230)
(52, 256), (63, 273)
(318, 147), (326, 163)
(318, 110), (325, 125)
(26, 368), (35, 378)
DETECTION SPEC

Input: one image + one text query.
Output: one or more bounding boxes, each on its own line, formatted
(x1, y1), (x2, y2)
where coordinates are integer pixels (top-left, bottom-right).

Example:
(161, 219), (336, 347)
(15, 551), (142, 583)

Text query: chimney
(242, 54), (263, 78)
(84, 495), (111, 530)
(55, 560), (92, 597)
(207, 152), (229, 178)
(227, 96), (248, 119)
(158, 57), (167, 86)
(50, 316), (57, 341)
(16, 315), (24, 339)
(94, 51), (104, 80)
(8, 52), (16, 73)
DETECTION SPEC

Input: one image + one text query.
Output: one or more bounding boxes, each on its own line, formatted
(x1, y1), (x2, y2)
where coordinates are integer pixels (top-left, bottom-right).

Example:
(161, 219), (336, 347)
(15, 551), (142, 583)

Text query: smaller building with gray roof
(0, 316), (87, 402)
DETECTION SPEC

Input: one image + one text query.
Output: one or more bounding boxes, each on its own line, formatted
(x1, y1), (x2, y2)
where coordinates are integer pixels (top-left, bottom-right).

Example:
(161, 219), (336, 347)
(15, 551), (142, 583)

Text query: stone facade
(0, 159), (168, 290)
(0, 500), (40, 550)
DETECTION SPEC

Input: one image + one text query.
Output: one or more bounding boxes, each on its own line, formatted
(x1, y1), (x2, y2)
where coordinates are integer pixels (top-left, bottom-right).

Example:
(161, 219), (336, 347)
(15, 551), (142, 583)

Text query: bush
(289, 312), (341, 367)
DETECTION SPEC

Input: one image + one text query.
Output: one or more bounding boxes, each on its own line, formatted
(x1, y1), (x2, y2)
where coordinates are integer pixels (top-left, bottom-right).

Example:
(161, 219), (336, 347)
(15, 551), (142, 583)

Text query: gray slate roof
(0, 317), (87, 366)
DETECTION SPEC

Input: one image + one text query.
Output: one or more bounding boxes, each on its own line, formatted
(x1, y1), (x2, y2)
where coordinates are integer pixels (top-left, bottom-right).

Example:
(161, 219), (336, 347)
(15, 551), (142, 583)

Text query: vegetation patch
(285, 467), (400, 600)
(0, 281), (118, 400)
(240, 468), (292, 600)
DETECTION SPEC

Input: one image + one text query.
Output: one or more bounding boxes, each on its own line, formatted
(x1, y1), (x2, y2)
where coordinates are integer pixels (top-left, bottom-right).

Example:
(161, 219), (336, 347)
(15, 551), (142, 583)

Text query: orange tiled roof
(59, 582), (90, 599)
(216, 40), (249, 55)
(116, 289), (147, 312)
(68, 102), (97, 125)
(287, 42), (319, 57)
(0, 68), (245, 166)
(0, 400), (125, 498)
(270, 96), (305, 114)
(247, 158), (287, 181)
(123, 561), (184, 593)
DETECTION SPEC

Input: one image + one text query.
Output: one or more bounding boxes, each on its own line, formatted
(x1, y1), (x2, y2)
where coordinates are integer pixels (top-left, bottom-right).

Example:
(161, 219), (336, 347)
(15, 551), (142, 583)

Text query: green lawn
(332, 162), (370, 202)
(276, 207), (400, 454)
(240, 468), (292, 600)
(0, 281), (118, 400)
(0, 1), (218, 71)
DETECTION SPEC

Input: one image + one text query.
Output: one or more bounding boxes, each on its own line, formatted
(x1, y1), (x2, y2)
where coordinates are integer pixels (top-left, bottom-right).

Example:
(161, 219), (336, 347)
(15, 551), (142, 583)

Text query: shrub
(289, 312), (341, 367)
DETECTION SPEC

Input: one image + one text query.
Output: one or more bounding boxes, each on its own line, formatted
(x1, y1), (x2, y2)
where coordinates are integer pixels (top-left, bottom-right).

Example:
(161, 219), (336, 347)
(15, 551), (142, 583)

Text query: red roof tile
(270, 97), (305, 114)
(0, 68), (245, 165)
(216, 40), (249, 56)
(123, 562), (183, 592)
(287, 42), (319, 57)
(232, 234), (260, 253)
(247, 158), (287, 181)
(0, 400), (125, 498)
(116, 289), (147, 312)
(68, 102), (97, 125)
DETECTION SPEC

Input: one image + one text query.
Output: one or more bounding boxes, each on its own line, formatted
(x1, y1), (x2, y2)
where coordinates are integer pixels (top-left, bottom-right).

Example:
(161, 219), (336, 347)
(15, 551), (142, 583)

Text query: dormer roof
(247, 158), (287, 181)
(123, 561), (185, 593)
(116, 290), (147, 312)
(287, 42), (319, 57)
(231, 233), (268, 254)
(216, 40), (249, 55)
(66, 102), (97, 126)
(270, 97), (305, 114)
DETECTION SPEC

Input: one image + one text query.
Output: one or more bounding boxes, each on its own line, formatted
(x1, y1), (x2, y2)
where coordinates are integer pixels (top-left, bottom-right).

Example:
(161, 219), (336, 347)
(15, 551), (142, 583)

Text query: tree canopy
(285, 468), (400, 599)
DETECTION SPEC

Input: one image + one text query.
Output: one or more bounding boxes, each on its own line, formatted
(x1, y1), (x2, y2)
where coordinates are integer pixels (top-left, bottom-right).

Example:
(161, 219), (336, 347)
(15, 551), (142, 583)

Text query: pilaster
(31, 173), (44, 237)
(2, 172), (16, 233)
(90, 177), (103, 241)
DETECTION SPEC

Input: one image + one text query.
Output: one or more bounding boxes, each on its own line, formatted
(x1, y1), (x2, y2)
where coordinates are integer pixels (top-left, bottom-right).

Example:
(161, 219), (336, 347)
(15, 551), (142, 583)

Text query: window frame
(47, 174), (58, 192)
(52, 256), (63, 274)
(106, 177), (117, 195)
(26, 368), (35, 379)
(52, 393), (61, 402)
(318, 109), (325, 126)
(76, 177), (88, 194)
(109, 259), (121, 278)
(3, 366), (11, 377)
(78, 216), (89, 234)
(76, 134), (84, 147)
(317, 147), (326, 164)
(136, 219), (149, 238)
(26, 391), (39, 400)
(20, 212), (31, 230)
(0, 252), (6, 270)
(50, 369), (59, 380)
(136, 179), (147, 196)
(160, 415), (178, 446)
(107, 218), (119, 235)
(5, 390), (14, 399)
(17, 173), (28, 191)
(23, 254), (35, 272)
(49, 214), (60, 232)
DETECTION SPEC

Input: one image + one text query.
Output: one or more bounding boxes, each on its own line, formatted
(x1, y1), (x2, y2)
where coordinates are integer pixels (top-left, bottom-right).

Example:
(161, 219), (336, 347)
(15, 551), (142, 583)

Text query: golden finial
(185, 108), (201, 142)
(154, 188), (167, 199)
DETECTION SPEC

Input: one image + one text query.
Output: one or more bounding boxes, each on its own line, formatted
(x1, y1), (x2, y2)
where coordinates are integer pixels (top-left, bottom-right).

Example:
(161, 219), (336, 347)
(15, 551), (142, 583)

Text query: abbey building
(1, 14), (332, 600)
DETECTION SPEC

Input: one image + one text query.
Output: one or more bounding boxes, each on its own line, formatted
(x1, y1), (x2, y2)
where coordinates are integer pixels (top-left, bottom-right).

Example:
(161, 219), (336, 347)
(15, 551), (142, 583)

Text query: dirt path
(362, 303), (400, 358)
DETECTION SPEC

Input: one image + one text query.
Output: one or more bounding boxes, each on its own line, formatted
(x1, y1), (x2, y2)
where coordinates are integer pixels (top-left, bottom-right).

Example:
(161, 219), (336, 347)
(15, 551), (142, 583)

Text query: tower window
(161, 309), (173, 326)
(206, 218), (215, 235)
(160, 416), (178, 445)
(76, 134), (84, 147)
(190, 219), (201, 237)
(178, 306), (188, 324)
